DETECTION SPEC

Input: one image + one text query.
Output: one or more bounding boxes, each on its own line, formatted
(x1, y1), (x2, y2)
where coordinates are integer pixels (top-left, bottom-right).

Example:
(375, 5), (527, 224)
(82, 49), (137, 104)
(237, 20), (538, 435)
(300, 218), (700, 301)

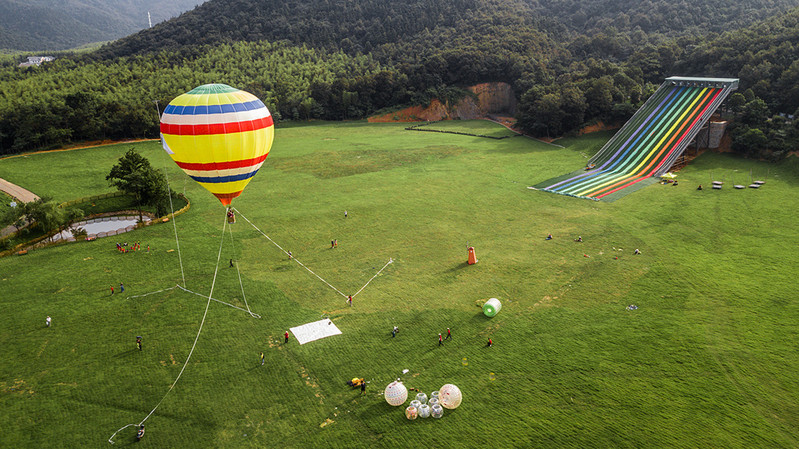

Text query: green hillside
(1, 0), (798, 156)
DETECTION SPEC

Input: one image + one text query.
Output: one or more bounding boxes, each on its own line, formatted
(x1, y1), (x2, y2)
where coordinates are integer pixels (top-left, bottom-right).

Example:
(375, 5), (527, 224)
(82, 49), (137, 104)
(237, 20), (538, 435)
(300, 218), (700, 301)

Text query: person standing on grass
(230, 259), (234, 268)
(439, 333), (443, 346)
(486, 338), (493, 348)
(136, 425), (145, 441)
(392, 326), (398, 338)
(46, 316), (51, 327)
(136, 336), (142, 351)
(110, 285), (114, 295)
(344, 210), (348, 218)
(260, 352), (265, 366)
(445, 328), (451, 340)
(348, 295), (352, 307)
(331, 239), (335, 249)
(361, 381), (366, 394)
(284, 331), (289, 344)
(120, 283), (124, 293)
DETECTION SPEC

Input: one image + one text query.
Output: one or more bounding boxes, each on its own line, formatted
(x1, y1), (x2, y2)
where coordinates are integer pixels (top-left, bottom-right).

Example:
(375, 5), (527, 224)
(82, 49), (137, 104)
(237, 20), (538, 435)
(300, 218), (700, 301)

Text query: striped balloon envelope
(160, 84), (274, 206)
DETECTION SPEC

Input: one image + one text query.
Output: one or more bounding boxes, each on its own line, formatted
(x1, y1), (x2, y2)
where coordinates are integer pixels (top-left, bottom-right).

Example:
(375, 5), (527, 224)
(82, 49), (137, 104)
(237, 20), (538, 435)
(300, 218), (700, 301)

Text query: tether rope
(177, 285), (261, 318)
(126, 285), (178, 300)
(352, 258), (393, 297)
(162, 166), (186, 287)
(109, 213), (228, 444)
(233, 207), (349, 298)
(227, 220), (257, 318)
(233, 207), (394, 301)
(128, 284), (260, 318)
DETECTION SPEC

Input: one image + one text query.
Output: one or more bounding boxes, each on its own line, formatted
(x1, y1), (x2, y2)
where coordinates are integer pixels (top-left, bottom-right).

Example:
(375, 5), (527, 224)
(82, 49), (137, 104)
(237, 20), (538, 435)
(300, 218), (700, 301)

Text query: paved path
(0, 178), (39, 203)
(0, 178), (39, 238)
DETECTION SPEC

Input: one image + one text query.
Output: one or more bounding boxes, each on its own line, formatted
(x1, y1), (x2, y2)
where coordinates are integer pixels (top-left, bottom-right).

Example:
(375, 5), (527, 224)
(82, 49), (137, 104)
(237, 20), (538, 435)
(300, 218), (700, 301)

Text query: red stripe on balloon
(160, 116), (273, 136)
(175, 153), (268, 171)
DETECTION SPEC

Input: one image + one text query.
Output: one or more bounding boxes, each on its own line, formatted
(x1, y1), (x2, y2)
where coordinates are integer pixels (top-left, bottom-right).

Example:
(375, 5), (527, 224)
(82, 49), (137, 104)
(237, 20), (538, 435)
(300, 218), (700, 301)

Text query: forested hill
(95, 0), (509, 58)
(527, 0), (799, 35)
(1, 0), (798, 157)
(94, 0), (799, 60)
(0, 0), (206, 51)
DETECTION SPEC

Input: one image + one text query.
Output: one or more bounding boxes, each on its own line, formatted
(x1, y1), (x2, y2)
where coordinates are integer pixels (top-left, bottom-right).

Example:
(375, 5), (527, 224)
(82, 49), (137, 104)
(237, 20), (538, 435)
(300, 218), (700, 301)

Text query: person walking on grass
(486, 338), (493, 348)
(445, 328), (452, 340)
(260, 351), (265, 366)
(348, 295), (352, 307)
(46, 316), (51, 327)
(136, 425), (145, 441)
(439, 333), (443, 346)
(230, 259), (234, 268)
(284, 331), (290, 344)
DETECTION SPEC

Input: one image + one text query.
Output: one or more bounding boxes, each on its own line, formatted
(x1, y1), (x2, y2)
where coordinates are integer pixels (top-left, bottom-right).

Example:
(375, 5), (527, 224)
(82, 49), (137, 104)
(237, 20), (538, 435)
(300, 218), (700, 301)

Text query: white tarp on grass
(290, 318), (342, 345)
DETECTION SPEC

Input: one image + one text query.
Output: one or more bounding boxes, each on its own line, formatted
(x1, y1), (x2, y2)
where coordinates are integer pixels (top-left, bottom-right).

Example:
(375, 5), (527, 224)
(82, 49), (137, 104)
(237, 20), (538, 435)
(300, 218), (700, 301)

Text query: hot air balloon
(160, 84), (274, 206)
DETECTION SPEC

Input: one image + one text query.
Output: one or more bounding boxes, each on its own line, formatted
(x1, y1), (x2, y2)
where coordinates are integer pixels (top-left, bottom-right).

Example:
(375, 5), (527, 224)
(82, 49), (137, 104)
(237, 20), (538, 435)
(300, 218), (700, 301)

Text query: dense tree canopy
(1, 0), (797, 158)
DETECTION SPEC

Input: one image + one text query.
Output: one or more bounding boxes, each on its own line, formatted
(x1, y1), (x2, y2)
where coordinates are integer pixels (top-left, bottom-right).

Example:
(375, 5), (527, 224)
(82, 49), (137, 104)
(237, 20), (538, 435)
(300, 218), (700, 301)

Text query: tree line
(1, 0), (798, 158)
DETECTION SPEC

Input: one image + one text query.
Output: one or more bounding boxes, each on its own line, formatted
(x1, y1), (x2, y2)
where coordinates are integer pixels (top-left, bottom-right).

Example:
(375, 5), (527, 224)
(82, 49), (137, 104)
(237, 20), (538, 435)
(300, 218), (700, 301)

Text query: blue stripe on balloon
(189, 170), (260, 184)
(164, 99), (264, 115)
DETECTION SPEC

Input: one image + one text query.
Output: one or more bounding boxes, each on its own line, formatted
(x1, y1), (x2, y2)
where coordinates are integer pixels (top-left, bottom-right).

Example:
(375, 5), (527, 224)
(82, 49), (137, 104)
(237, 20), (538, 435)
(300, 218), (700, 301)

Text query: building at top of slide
(534, 76), (738, 201)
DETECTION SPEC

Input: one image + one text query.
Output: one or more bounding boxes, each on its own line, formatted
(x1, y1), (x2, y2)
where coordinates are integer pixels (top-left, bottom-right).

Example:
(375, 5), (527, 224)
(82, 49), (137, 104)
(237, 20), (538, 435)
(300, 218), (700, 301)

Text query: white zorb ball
(410, 400), (422, 409)
(418, 404), (431, 418)
(428, 397), (439, 407)
(415, 392), (428, 404)
(384, 380), (408, 406)
(438, 384), (462, 409)
(405, 405), (418, 420)
(431, 404), (444, 418)
(431, 390), (440, 399)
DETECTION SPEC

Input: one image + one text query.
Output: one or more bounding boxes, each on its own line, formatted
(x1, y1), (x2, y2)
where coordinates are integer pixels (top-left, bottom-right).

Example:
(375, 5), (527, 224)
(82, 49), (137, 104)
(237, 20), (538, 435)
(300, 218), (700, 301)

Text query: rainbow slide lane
(534, 77), (737, 201)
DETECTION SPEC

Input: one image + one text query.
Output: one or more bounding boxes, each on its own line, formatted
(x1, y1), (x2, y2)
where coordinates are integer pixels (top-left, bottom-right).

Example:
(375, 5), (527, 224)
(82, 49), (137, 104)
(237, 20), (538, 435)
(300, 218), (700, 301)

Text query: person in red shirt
(438, 333), (443, 346)
(284, 331), (289, 344)
(487, 338), (493, 348)
(445, 328), (452, 340)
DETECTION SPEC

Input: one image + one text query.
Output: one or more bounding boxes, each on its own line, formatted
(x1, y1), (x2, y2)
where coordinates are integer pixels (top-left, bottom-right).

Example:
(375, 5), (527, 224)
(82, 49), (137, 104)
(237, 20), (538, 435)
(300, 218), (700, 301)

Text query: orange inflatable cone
(467, 247), (478, 265)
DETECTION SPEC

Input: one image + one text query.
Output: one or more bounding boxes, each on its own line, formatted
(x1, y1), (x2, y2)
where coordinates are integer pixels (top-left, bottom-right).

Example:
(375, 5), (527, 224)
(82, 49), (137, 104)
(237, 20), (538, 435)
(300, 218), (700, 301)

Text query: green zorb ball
(483, 298), (502, 317)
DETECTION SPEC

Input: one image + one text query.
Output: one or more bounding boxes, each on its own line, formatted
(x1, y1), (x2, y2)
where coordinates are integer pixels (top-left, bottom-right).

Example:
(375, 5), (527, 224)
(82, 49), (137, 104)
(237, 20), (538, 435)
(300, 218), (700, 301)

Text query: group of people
(115, 241), (146, 253)
(110, 283), (125, 295)
(437, 328), (453, 345)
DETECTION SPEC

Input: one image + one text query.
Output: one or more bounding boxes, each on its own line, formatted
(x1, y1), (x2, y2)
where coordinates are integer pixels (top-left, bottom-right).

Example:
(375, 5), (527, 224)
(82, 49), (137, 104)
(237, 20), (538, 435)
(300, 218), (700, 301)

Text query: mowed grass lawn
(1, 121), (798, 448)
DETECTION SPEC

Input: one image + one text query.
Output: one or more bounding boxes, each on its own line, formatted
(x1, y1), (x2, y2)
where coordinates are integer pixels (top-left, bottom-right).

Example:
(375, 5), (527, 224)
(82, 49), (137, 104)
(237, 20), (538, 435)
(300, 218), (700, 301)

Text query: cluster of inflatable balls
(383, 381), (462, 420)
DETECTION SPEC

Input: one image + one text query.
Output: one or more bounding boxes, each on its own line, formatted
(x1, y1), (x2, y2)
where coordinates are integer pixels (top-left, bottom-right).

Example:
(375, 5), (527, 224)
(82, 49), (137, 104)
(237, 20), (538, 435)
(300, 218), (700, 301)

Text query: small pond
(53, 216), (151, 242)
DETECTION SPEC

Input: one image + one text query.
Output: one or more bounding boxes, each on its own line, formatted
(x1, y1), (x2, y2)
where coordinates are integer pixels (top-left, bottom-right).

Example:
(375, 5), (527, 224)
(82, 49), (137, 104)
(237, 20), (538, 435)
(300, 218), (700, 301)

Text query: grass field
(1, 121), (798, 448)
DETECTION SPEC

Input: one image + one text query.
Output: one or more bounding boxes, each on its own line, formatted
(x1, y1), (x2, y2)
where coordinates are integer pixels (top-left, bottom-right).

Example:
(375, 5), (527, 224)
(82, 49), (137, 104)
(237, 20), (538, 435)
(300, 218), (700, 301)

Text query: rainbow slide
(535, 77), (738, 201)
